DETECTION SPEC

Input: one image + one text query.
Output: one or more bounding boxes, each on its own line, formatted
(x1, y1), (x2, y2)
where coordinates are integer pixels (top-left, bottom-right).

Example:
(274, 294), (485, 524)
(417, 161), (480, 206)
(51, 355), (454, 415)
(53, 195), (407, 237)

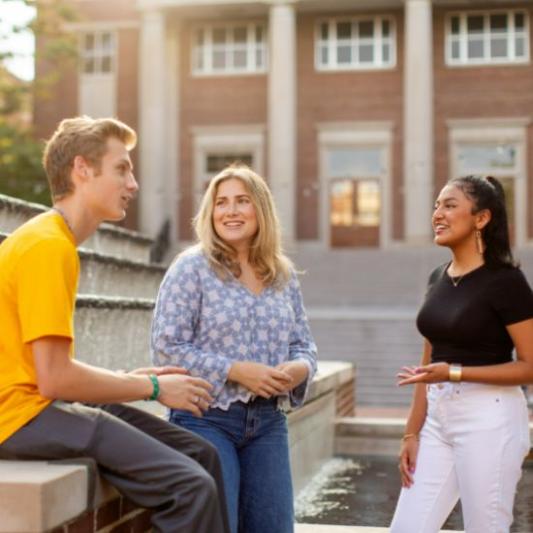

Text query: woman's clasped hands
(228, 361), (294, 398)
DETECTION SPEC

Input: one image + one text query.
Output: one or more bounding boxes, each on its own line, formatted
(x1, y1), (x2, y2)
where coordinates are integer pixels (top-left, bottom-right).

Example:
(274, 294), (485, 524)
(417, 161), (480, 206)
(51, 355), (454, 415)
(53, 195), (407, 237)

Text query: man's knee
(190, 469), (218, 502)
(191, 435), (221, 469)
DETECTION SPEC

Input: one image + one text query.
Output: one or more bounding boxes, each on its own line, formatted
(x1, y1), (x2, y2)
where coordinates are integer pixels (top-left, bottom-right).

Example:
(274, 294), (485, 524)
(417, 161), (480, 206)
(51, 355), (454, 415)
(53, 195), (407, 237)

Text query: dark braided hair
(449, 175), (516, 269)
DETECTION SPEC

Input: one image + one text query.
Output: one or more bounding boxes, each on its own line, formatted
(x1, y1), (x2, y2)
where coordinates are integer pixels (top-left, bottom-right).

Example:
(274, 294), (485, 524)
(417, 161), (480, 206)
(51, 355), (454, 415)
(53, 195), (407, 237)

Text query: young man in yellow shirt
(0, 116), (229, 533)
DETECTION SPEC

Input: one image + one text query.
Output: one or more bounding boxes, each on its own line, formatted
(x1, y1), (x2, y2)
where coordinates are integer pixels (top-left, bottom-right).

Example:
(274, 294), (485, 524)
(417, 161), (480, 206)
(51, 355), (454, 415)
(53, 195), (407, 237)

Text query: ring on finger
(192, 395), (199, 404)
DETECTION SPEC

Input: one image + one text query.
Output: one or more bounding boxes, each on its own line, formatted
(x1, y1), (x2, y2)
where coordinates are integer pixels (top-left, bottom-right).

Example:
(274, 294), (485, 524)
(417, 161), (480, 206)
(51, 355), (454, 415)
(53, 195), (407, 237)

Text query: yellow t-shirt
(0, 211), (79, 444)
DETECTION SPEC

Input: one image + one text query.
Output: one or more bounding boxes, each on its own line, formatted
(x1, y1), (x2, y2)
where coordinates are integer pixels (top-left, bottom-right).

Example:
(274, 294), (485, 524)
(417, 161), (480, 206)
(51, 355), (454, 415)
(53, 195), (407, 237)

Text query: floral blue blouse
(150, 248), (317, 410)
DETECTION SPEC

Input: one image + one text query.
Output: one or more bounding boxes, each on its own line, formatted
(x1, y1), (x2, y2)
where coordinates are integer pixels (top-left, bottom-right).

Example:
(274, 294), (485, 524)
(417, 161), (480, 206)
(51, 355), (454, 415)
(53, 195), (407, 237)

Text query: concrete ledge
(0, 461), (88, 533)
(78, 249), (165, 299)
(335, 417), (533, 457)
(306, 361), (355, 404)
(335, 417), (405, 456)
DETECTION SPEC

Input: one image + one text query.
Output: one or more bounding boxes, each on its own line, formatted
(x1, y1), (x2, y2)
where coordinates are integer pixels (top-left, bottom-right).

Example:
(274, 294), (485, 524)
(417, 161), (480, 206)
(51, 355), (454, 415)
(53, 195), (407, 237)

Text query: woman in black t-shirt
(390, 175), (533, 533)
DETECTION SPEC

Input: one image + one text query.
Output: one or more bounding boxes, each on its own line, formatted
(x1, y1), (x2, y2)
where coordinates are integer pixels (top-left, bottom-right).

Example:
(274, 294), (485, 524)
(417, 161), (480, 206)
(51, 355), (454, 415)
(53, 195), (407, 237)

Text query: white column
(404, 0), (434, 244)
(138, 9), (169, 238)
(268, 1), (297, 243)
(166, 20), (180, 246)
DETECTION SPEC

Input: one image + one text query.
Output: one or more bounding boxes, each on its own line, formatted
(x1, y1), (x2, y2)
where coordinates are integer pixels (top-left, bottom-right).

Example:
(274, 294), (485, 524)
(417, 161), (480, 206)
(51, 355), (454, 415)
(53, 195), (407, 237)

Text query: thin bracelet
(146, 374), (160, 401)
(449, 364), (463, 383)
(402, 433), (419, 442)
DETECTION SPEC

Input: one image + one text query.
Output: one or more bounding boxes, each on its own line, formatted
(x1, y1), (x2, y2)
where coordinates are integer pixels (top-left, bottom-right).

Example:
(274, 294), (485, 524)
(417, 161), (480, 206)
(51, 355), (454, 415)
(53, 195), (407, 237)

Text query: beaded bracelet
(146, 374), (160, 401)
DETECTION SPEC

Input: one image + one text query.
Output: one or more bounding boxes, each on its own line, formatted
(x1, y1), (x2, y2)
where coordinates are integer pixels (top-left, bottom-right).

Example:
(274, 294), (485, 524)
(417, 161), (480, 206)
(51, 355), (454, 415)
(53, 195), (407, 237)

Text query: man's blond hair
(42, 116), (137, 200)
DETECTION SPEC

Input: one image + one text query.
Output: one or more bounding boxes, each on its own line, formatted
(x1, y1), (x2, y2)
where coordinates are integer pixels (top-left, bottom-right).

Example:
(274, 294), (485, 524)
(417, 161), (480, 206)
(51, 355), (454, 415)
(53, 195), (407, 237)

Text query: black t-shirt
(417, 263), (533, 366)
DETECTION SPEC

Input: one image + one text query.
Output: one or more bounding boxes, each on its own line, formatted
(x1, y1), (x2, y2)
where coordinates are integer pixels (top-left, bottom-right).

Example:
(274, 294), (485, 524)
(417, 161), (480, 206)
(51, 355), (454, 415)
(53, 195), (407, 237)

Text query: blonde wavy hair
(193, 164), (292, 288)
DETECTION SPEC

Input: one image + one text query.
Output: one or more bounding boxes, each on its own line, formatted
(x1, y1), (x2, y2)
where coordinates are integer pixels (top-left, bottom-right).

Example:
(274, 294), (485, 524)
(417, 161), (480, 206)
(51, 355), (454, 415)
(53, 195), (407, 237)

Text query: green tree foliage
(0, 0), (77, 205)
(0, 120), (49, 204)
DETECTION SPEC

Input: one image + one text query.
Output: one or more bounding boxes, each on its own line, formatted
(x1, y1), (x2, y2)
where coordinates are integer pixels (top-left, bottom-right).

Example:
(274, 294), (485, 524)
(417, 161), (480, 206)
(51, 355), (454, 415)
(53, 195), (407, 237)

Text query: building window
(316, 17), (395, 71)
(80, 31), (116, 74)
(457, 144), (516, 171)
(330, 179), (380, 228)
(192, 24), (267, 75)
(446, 11), (529, 66)
(206, 154), (253, 174)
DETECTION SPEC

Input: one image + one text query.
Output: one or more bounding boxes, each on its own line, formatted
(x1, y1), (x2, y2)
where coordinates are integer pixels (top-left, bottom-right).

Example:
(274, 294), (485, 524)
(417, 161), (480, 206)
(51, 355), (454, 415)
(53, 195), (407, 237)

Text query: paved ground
(296, 526), (461, 532)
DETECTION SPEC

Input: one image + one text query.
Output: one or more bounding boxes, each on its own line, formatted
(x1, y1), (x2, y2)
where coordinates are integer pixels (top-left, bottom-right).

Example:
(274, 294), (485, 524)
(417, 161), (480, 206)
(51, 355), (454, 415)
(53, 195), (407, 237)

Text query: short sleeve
(491, 268), (533, 326)
(425, 264), (446, 295)
(16, 238), (79, 344)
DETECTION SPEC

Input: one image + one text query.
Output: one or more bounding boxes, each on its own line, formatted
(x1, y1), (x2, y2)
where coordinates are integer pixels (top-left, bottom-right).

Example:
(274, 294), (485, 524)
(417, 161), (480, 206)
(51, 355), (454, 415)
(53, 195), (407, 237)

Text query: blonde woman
(151, 164), (317, 533)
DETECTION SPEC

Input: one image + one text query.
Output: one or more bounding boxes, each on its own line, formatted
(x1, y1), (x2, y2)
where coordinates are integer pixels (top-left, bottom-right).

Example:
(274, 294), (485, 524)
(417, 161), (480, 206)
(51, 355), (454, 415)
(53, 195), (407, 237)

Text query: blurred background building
(33, 0), (533, 253)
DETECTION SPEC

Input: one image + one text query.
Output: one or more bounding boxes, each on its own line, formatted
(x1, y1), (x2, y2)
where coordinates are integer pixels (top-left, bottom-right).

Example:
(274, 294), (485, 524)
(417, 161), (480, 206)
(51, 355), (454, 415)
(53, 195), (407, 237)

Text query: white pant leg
(390, 386), (460, 533)
(449, 384), (530, 533)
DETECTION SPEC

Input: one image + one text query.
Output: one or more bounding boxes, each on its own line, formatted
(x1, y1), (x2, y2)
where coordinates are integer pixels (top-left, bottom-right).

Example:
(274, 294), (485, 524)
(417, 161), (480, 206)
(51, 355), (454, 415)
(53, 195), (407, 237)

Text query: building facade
(34, 0), (533, 251)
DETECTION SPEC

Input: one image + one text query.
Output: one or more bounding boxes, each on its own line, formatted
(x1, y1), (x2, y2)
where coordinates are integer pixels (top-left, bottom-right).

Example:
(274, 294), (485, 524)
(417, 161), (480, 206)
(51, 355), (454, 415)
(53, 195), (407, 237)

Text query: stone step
(75, 295), (155, 371)
(295, 247), (448, 307)
(334, 416), (533, 458)
(0, 194), (154, 263)
(295, 246), (533, 307)
(0, 231), (166, 299)
(308, 308), (419, 407)
(77, 248), (165, 299)
(335, 417), (405, 457)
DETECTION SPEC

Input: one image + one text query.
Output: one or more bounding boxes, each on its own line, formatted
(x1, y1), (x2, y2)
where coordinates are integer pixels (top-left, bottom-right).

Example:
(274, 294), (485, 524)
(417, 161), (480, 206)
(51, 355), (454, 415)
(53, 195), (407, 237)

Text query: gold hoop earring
(475, 230), (483, 255)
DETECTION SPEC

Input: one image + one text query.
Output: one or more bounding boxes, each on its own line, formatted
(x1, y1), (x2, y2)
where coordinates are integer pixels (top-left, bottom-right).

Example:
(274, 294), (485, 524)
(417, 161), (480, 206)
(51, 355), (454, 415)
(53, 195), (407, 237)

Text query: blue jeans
(170, 397), (294, 533)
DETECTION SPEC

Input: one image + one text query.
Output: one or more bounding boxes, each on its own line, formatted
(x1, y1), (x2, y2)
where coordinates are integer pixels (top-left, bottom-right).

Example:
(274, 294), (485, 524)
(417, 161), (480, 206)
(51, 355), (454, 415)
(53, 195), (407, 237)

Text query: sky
(0, 0), (36, 81)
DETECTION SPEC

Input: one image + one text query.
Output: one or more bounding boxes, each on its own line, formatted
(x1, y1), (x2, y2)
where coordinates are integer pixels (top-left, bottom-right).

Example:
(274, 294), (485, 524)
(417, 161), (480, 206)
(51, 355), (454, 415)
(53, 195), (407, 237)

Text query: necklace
(449, 274), (464, 287)
(51, 206), (74, 236)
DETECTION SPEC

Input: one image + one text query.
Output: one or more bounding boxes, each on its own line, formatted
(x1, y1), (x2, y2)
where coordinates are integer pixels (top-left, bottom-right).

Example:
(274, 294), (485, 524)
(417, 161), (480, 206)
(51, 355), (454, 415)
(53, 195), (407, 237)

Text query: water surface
(296, 455), (533, 532)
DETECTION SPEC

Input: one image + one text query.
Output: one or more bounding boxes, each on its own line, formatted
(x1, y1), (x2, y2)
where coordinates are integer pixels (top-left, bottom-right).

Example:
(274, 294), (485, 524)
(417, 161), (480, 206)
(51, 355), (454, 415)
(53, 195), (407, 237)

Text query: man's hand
(157, 374), (214, 416)
(228, 361), (293, 399)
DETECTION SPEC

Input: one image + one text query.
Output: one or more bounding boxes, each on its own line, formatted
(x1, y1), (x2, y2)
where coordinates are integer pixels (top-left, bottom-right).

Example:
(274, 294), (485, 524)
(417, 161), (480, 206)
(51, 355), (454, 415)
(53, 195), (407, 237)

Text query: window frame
(317, 122), (393, 249)
(445, 10), (530, 67)
(192, 125), (265, 209)
(314, 15), (397, 72)
(191, 22), (268, 77)
(79, 30), (117, 76)
(448, 118), (529, 247)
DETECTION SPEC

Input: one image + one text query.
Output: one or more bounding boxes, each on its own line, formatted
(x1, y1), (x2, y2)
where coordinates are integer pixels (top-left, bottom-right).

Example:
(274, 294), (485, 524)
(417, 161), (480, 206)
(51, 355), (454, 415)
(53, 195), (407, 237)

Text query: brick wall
(50, 496), (151, 533)
(433, 3), (533, 238)
(296, 9), (405, 242)
(177, 20), (268, 240)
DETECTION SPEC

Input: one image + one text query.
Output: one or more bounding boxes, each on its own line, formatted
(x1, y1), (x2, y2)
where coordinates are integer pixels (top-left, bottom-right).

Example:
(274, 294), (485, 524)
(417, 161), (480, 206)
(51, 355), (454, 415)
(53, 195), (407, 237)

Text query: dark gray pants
(0, 401), (230, 533)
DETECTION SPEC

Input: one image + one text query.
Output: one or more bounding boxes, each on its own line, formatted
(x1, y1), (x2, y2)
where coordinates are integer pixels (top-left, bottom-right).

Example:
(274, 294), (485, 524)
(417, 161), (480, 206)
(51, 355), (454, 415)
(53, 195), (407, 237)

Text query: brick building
(34, 0), (533, 252)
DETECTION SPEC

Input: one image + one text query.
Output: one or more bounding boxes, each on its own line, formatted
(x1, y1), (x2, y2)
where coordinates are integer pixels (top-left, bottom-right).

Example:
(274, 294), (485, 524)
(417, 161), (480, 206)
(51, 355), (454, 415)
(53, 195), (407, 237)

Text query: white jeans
(390, 382), (530, 533)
